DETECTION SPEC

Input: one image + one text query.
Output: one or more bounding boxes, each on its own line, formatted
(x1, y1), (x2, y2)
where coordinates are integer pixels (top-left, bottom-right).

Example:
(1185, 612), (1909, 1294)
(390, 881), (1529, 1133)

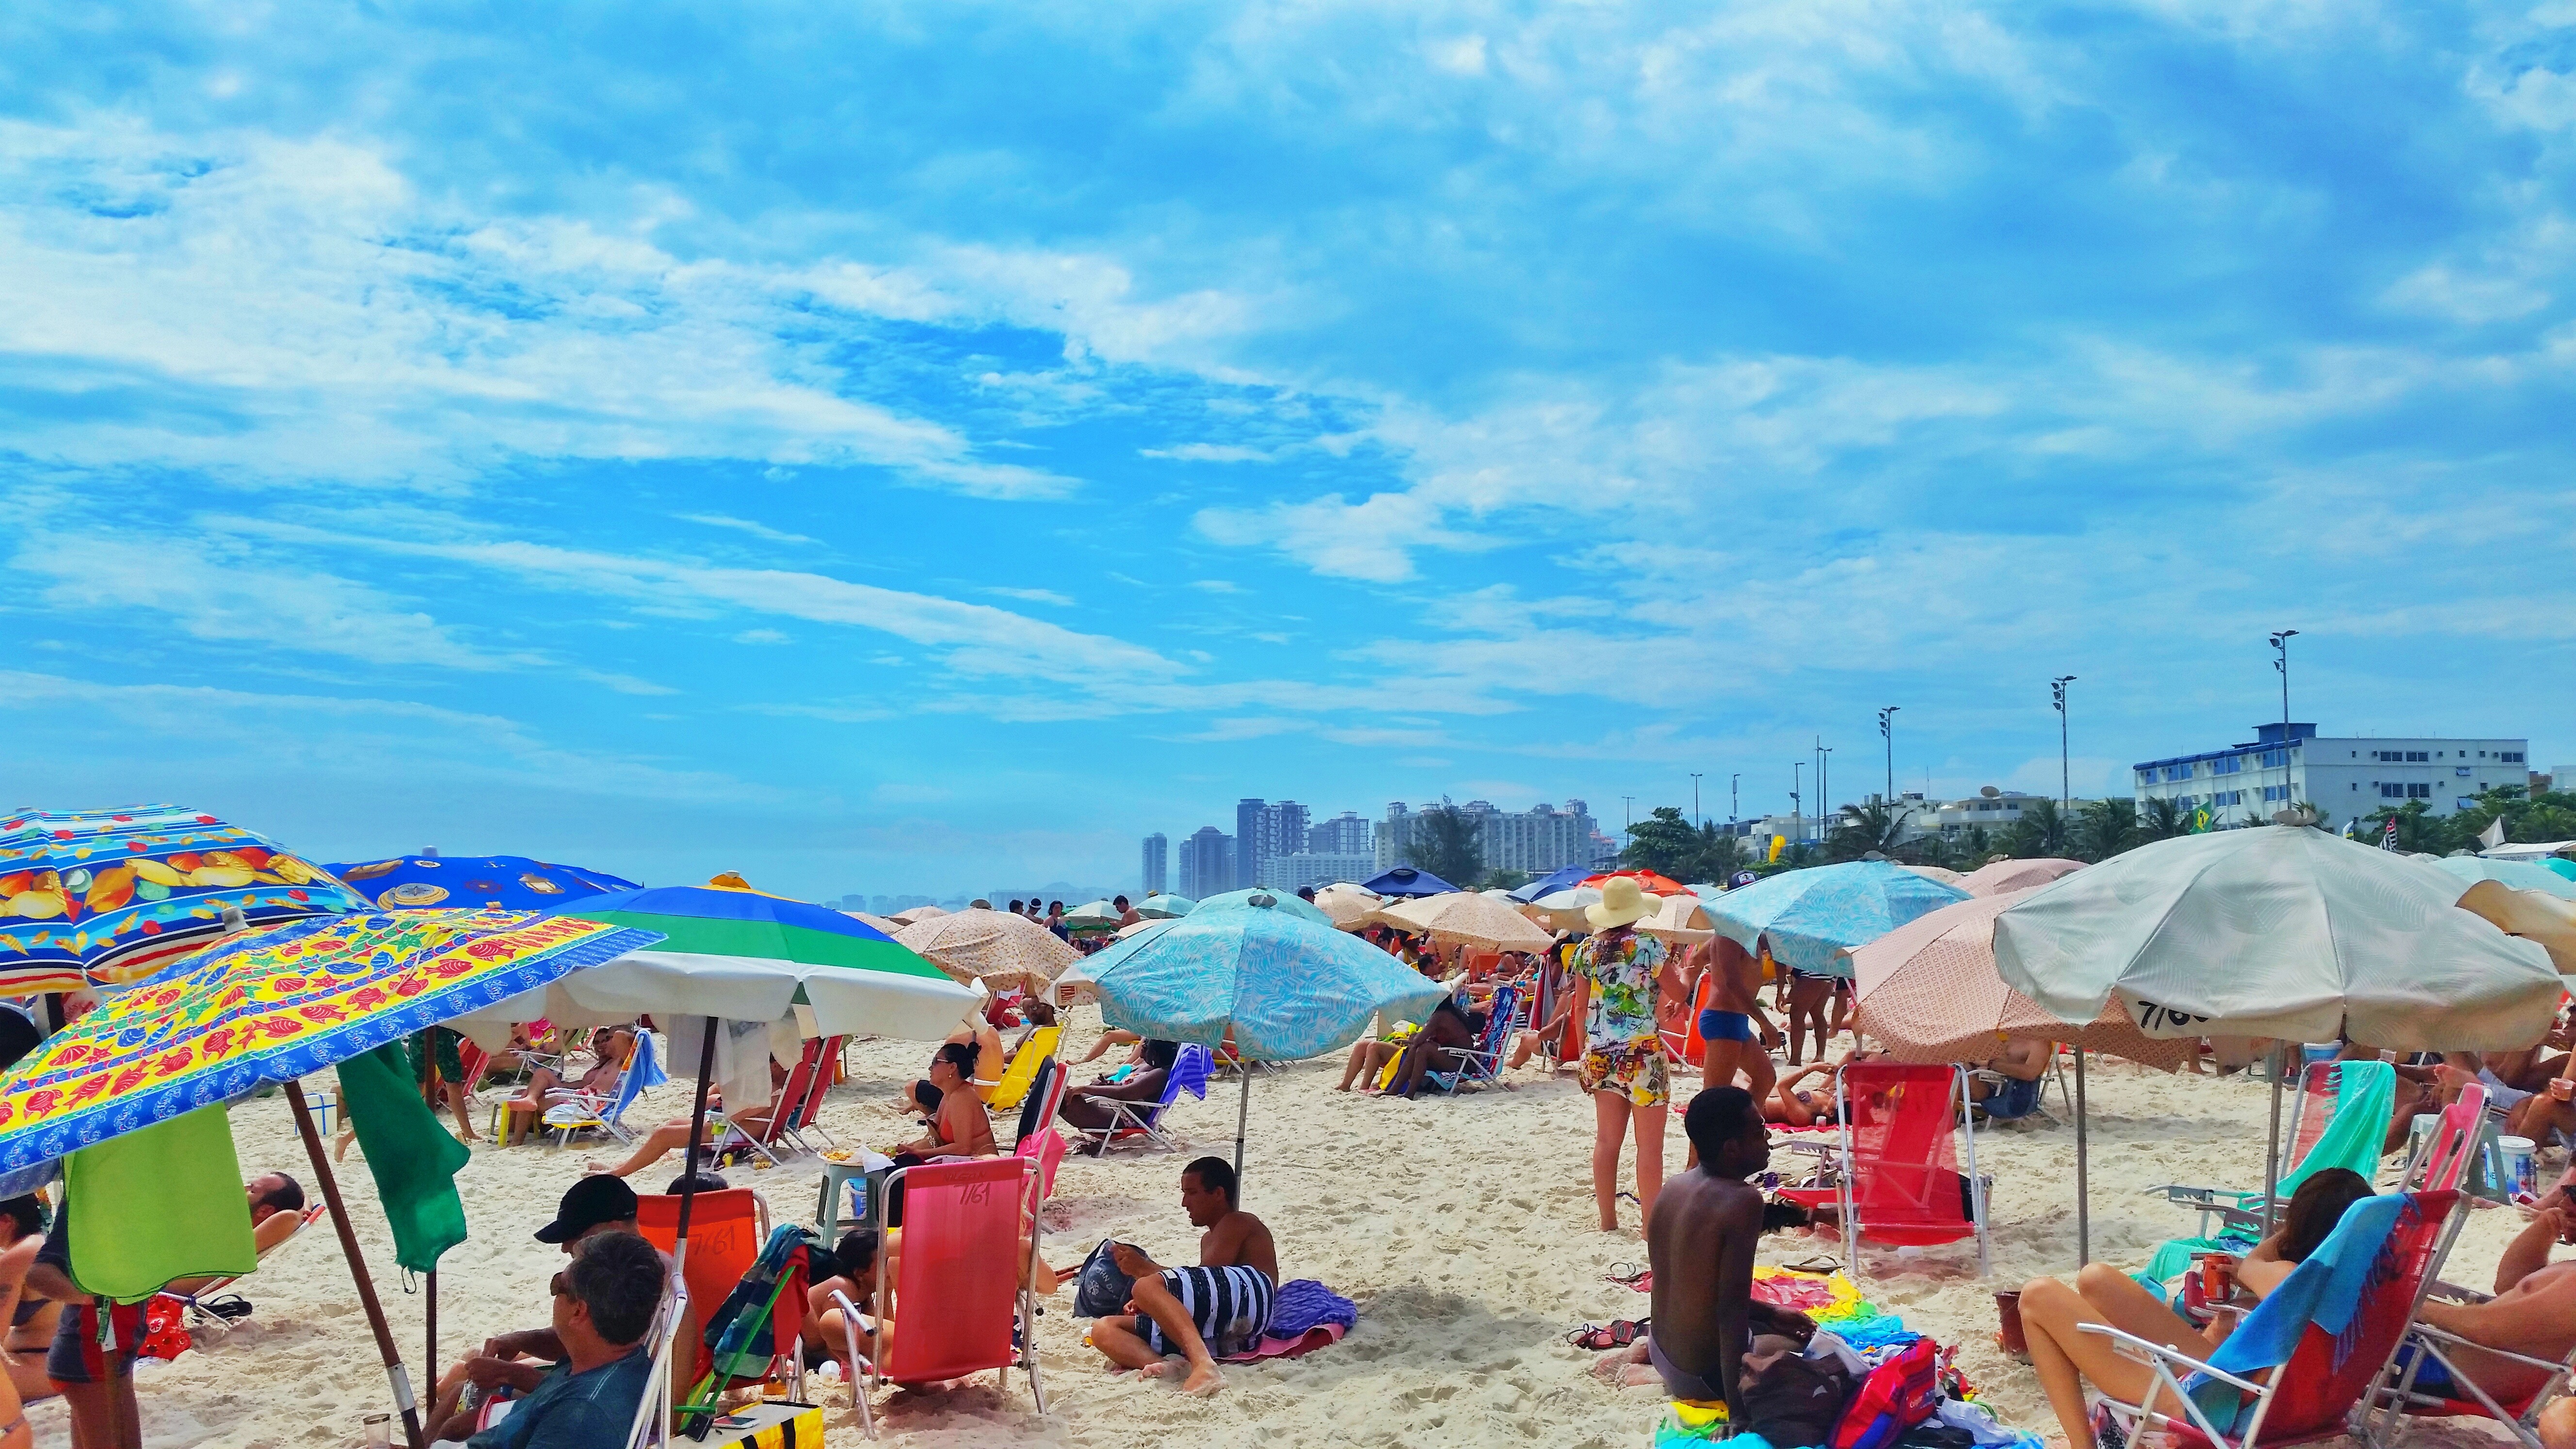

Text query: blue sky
(5, 1), (2573, 899)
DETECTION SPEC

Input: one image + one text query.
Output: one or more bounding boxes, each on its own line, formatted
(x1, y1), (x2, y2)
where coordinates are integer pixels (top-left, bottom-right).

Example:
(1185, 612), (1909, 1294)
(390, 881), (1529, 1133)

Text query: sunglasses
(549, 1272), (570, 1300)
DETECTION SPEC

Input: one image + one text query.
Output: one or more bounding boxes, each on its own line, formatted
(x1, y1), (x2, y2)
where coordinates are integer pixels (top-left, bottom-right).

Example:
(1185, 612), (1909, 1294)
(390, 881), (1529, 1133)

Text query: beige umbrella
(894, 906), (1078, 991)
(2459, 881), (2576, 975)
(842, 910), (902, 934)
(1637, 892), (1714, 944)
(887, 903), (950, 926)
(1312, 884), (1381, 931)
(1373, 891), (1556, 952)
(1959, 857), (2085, 897)
(1899, 864), (1967, 887)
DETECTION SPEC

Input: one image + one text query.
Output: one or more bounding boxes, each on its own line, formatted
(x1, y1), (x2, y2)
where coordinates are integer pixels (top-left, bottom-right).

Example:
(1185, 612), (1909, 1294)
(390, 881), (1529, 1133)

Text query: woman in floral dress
(1572, 876), (1685, 1231)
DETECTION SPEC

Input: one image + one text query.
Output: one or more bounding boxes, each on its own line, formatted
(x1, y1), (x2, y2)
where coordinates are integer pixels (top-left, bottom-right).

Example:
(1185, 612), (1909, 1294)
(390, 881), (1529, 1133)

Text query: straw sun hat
(1586, 875), (1656, 930)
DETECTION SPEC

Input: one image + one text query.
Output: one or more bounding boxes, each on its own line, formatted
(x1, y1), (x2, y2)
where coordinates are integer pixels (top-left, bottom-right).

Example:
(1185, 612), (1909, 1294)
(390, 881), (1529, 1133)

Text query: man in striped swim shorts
(1090, 1157), (1278, 1396)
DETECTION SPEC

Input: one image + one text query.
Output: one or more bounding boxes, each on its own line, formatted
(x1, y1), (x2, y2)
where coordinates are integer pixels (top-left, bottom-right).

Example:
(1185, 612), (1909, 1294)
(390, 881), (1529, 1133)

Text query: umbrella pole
(426, 1271), (437, 1386)
(288, 1078), (428, 1449)
(1233, 1066), (1251, 1185)
(2074, 1046), (2090, 1268)
(2262, 1044), (2286, 1235)
(673, 1014), (719, 1272)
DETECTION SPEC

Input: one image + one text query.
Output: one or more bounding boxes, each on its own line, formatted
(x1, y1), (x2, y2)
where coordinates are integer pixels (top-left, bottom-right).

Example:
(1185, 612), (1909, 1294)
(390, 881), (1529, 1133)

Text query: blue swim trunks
(1698, 1009), (1753, 1042)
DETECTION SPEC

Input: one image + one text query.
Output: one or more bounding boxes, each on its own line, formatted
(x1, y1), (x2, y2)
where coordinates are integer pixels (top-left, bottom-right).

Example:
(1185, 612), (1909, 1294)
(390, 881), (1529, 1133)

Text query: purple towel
(1264, 1278), (1356, 1339)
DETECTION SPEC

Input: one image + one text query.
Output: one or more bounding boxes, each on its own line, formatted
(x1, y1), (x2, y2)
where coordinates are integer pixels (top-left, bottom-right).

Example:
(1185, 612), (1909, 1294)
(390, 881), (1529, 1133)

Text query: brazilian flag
(2189, 803), (2216, 833)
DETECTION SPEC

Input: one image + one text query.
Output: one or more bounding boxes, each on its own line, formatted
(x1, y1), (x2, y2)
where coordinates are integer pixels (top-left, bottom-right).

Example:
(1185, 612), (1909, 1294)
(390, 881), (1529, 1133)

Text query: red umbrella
(1581, 869), (1693, 897)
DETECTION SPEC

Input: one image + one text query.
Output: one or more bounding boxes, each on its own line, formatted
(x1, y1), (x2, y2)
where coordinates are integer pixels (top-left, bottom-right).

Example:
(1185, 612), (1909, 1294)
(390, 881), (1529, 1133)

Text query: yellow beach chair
(978, 1025), (1061, 1110)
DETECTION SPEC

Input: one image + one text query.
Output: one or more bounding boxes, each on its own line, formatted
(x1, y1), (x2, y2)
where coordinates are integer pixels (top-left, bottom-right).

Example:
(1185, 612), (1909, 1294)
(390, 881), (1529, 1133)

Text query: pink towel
(1220, 1322), (1347, 1363)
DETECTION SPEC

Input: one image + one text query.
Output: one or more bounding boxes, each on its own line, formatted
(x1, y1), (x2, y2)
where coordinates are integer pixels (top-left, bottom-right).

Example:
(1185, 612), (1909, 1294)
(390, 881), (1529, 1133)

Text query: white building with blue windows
(2132, 724), (2528, 824)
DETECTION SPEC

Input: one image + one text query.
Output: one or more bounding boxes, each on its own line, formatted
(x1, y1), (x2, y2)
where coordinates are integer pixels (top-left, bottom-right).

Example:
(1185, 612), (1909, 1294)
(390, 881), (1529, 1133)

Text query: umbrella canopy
(0, 908), (658, 1169)
(1583, 869), (1693, 896)
(1959, 857), (2086, 897)
(1191, 887), (1335, 927)
(451, 884), (975, 1046)
(1062, 900), (1126, 934)
(843, 910), (902, 934)
(1993, 826), (2561, 1048)
(326, 854), (640, 911)
(887, 904), (950, 926)
(1373, 892), (1556, 952)
(1529, 886), (1602, 933)
(0, 805), (368, 991)
(1707, 861), (1970, 978)
(1311, 884), (1380, 929)
(2432, 856), (2576, 901)
(1846, 890), (2193, 1068)
(893, 907), (1078, 991)
(2457, 882), (2576, 975)
(1898, 864), (1968, 887)
(1510, 864), (1595, 903)
(1115, 917), (1171, 940)
(1062, 906), (1447, 1060)
(1637, 892), (1715, 944)
(1360, 865), (1456, 898)
(1136, 894), (1196, 919)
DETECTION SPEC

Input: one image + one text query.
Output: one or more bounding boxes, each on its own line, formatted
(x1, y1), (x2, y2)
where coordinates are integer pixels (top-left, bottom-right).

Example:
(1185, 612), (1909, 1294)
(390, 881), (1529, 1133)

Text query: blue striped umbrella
(1707, 861), (1969, 978)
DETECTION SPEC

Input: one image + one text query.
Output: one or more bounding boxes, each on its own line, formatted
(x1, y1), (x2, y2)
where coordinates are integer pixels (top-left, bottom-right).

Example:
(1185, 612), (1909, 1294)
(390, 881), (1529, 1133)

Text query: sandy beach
(39, 1015), (2540, 1449)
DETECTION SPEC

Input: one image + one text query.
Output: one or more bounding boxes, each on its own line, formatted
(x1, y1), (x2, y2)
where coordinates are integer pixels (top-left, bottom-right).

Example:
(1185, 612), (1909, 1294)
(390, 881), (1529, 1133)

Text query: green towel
(68, 1104), (256, 1304)
(338, 1041), (471, 1273)
(2136, 1059), (2399, 1287)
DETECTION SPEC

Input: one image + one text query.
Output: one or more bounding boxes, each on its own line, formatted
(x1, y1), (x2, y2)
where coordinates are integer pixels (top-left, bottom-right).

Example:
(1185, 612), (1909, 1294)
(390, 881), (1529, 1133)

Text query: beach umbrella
(1957, 857), (2085, 897)
(0, 907), (659, 1449)
(1359, 865), (1456, 898)
(887, 903), (950, 926)
(1311, 884), (1381, 929)
(1707, 861), (1970, 978)
(1062, 900), (1126, 933)
(843, 909), (903, 934)
(2432, 856), (2576, 901)
(894, 906), (1078, 992)
(1057, 899), (1447, 1181)
(1637, 892), (1715, 944)
(1114, 917), (1170, 940)
(1582, 869), (1694, 896)
(0, 805), (369, 991)
(1847, 888), (2194, 1266)
(1529, 886), (1602, 933)
(1136, 894), (1196, 919)
(325, 853), (640, 911)
(1374, 891), (1556, 953)
(2456, 882), (2576, 975)
(1510, 864), (1594, 903)
(1191, 887), (1335, 927)
(1994, 825), (2561, 1232)
(1898, 864), (1967, 887)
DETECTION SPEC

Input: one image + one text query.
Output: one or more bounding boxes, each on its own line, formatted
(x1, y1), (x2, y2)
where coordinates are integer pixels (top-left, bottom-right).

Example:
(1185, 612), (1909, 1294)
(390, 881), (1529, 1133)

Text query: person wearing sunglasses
(462, 1232), (666, 1449)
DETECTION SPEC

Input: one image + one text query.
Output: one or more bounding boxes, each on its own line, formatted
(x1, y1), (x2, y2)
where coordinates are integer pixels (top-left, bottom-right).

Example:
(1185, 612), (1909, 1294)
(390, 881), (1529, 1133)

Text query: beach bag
(1740, 1347), (1852, 1447)
(1071, 1240), (1136, 1319)
(1832, 1338), (1941, 1449)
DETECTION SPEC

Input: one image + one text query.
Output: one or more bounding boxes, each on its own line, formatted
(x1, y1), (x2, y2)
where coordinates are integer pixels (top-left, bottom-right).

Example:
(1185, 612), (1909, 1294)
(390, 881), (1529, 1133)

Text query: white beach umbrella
(1373, 891), (1557, 952)
(1311, 884), (1380, 930)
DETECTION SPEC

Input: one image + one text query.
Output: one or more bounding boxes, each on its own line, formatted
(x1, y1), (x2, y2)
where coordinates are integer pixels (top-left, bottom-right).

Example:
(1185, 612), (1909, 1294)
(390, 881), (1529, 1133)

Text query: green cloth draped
(2138, 1059), (2398, 1287)
(338, 1040), (471, 1273)
(68, 1104), (256, 1304)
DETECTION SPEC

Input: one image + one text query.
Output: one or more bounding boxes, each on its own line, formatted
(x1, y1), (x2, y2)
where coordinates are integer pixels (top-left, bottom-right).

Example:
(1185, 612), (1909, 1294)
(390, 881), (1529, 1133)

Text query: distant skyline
(5, 3), (2571, 900)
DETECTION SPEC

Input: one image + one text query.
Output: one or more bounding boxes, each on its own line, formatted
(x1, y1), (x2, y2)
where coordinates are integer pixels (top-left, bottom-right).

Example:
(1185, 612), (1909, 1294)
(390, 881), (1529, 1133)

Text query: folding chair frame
(1425, 984), (1520, 1095)
(1792, 1063), (1989, 1278)
(2363, 1272), (2576, 1449)
(837, 1159), (1047, 1439)
(622, 1282), (691, 1449)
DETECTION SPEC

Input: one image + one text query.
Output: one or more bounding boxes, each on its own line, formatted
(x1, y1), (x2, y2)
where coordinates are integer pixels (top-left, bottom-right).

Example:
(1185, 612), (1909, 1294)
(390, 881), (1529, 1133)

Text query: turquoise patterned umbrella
(2431, 856), (2576, 901)
(1707, 861), (1969, 978)
(1057, 900), (1448, 1179)
(1188, 887), (1334, 927)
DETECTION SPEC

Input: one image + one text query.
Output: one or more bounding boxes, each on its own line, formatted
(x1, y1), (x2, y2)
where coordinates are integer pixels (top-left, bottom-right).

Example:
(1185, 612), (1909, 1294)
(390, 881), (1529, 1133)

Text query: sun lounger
(170, 1202), (328, 1335)
(2093, 1189), (2463, 1449)
(978, 1025), (1061, 1111)
(1775, 1062), (1989, 1278)
(1067, 1044), (1210, 1157)
(541, 1029), (667, 1148)
(832, 1157), (1046, 1439)
(1425, 984), (1520, 1094)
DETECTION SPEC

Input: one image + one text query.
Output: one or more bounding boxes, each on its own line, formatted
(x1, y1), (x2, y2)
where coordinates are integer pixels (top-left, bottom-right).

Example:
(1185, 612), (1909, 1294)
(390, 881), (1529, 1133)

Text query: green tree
(1403, 797), (1486, 887)
(2137, 797), (2188, 843)
(2073, 798), (2141, 863)
(1826, 799), (1910, 862)
(1996, 798), (2072, 858)
(1479, 868), (1530, 893)
(1963, 825), (1994, 862)
(1620, 807), (1702, 879)
(1690, 823), (1750, 883)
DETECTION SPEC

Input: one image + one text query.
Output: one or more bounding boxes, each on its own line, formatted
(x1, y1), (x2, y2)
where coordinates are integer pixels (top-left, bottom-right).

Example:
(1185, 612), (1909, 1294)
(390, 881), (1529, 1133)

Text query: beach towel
(1833, 1337), (1941, 1449)
(67, 1105), (256, 1304)
(337, 1039), (471, 1273)
(1220, 1322), (1349, 1362)
(2206, 1191), (2406, 1376)
(2139, 1059), (2396, 1287)
(1262, 1278), (1357, 1339)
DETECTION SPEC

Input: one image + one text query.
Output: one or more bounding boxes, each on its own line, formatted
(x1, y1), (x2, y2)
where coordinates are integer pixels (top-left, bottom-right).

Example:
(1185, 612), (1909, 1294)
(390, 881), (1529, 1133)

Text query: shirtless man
(2412, 1191), (2576, 1410)
(1697, 937), (1777, 1107)
(166, 1175), (306, 1294)
(1089, 1157), (1277, 1397)
(1593, 1087), (1767, 1409)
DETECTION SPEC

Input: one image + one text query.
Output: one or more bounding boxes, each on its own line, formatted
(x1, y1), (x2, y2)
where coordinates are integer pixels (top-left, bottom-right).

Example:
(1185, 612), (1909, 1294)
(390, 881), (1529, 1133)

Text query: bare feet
(1180, 1363), (1222, 1396)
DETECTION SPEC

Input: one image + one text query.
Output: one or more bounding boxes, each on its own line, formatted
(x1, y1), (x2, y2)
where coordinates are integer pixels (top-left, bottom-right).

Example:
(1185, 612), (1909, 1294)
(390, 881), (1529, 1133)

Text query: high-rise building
(1232, 798), (1311, 890)
(1377, 798), (1603, 875)
(1178, 827), (1234, 899)
(1141, 833), (1168, 895)
(1306, 811), (1373, 856)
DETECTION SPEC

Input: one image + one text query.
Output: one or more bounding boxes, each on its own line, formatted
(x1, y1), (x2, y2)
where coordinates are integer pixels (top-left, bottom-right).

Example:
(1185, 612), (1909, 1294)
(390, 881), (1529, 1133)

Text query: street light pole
(1878, 707), (1899, 806)
(1691, 773), (1703, 828)
(2270, 630), (2300, 816)
(2051, 676), (2077, 815)
(1730, 773), (1739, 827)
(1820, 743), (1834, 840)
(1791, 763), (1802, 845)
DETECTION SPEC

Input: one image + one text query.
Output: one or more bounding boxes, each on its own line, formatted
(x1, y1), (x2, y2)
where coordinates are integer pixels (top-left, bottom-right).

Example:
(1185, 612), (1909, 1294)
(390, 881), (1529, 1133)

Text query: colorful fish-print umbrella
(1706, 860), (1970, 979)
(0, 908), (660, 1171)
(325, 854), (642, 911)
(0, 805), (369, 992)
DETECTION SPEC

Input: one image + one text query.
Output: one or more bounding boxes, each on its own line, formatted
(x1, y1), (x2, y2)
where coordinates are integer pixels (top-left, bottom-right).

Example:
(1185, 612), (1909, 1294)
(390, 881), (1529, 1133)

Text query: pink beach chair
(1775, 1062), (1988, 1277)
(833, 1157), (1046, 1439)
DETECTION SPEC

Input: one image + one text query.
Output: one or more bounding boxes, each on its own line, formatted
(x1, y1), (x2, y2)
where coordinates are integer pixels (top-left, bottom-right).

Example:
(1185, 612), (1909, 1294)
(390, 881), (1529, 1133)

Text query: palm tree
(1689, 823), (1749, 883)
(2073, 798), (2141, 863)
(1403, 797), (1485, 887)
(1998, 798), (2072, 858)
(2137, 797), (2188, 842)
(1827, 799), (1910, 862)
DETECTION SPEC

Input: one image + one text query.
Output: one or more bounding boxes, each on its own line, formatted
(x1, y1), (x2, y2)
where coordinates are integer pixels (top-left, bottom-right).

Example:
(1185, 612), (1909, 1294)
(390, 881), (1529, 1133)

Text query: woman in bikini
(0, 1195), (46, 1447)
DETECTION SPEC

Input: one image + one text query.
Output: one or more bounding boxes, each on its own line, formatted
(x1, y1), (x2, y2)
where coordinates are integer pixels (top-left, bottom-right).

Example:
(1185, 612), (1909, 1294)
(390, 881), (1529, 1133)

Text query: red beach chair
(833, 1157), (1046, 1438)
(635, 1188), (768, 1388)
(1776, 1062), (1987, 1277)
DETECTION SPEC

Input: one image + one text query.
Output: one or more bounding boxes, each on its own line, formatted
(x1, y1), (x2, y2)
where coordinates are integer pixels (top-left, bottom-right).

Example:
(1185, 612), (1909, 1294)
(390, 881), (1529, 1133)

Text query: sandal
(1567, 1318), (1648, 1351)
(1604, 1261), (1649, 1286)
(1781, 1255), (1842, 1276)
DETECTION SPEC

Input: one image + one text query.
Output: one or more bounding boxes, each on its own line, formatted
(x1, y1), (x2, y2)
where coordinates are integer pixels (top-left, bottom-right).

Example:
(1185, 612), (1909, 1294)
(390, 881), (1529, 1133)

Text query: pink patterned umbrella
(1958, 856), (2086, 897)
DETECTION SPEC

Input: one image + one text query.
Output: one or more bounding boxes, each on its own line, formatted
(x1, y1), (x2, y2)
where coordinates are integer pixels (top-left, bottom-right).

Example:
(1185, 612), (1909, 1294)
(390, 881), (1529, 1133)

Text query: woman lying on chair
(501, 1028), (636, 1116)
(2015, 1168), (2376, 1449)
(1060, 1040), (1180, 1131)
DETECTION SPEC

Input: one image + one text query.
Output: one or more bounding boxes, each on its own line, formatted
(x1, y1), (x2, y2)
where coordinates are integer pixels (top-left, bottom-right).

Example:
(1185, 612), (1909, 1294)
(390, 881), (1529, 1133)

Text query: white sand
(37, 1016), (2542, 1449)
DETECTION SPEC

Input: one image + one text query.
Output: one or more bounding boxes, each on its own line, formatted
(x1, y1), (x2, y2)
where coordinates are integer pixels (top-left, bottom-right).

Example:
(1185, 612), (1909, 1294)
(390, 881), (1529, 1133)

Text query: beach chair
(1011, 1058), (1072, 1200)
(714, 1035), (839, 1168)
(2398, 1085), (2491, 1193)
(774, 1035), (846, 1158)
(2091, 1189), (2463, 1449)
(1068, 1044), (1211, 1157)
(171, 1202), (328, 1336)
(1775, 1062), (1989, 1278)
(2153, 1061), (2391, 1243)
(1426, 984), (1520, 1094)
(1969, 1054), (2070, 1128)
(979, 1025), (1062, 1111)
(635, 1188), (770, 1389)
(832, 1157), (1046, 1439)
(1661, 972), (1715, 1068)
(677, 1222), (820, 1431)
(621, 1281), (691, 1449)
(540, 1029), (666, 1148)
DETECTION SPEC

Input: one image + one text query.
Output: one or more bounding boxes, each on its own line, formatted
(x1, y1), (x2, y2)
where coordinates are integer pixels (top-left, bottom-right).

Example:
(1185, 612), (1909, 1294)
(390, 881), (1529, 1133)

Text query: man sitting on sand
(1592, 1088), (1767, 1410)
(1089, 1157), (1276, 1396)
(462, 1232), (666, 1449)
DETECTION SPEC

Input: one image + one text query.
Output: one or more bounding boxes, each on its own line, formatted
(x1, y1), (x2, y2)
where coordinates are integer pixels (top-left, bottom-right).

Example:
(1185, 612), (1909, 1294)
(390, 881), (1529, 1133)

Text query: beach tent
(1054, 899), (1445, 1184)
(1360, 865), (1456, 898)
(1707, 861), (1969, 978)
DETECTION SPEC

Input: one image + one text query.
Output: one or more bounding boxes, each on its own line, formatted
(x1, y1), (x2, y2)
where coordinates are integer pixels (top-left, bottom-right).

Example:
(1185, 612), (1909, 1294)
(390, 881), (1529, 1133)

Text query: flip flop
(1604, 1260), (1649, 1286)
(1567, 1318), (1648, 1351)
(1781, 1255), (1842, 1276)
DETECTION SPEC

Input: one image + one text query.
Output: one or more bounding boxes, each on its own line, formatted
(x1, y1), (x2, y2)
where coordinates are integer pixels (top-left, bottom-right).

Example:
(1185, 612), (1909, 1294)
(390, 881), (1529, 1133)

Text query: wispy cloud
(680, 515), (819, 546)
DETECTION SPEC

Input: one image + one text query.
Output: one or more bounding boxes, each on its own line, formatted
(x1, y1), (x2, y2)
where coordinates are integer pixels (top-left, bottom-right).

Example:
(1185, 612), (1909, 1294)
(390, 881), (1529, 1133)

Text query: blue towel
(2208, 1191), (2405, 1377)
(1265, 1278), (1356, 1338)
(1172, 1045), (1212, 1102)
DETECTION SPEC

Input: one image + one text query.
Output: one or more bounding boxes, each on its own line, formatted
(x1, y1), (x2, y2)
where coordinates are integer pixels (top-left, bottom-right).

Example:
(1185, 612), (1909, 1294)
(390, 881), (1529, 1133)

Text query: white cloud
(733, 628), (792, 644)
(679, 514), (819, 545)
(1188, 579), (1245, 593)
(1142, 443), (1275, 463)
(982, 586), (1076, 606)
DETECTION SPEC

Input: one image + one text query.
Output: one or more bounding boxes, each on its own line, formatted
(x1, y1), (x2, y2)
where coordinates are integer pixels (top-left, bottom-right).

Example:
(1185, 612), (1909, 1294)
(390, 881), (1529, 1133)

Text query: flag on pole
(2383, 816), (2399, 850)
(2480, 815), (2509, 852)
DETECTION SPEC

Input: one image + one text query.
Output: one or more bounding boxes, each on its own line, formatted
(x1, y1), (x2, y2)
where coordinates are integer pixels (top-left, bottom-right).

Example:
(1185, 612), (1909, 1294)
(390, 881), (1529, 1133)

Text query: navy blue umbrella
(1360, 865), (1456, 898)
(1509, 865), (1594, 903)
(325, 854), (640, 911)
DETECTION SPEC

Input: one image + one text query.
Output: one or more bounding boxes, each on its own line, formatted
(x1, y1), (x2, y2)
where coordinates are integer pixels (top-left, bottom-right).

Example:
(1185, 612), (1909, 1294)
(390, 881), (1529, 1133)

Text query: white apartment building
(2131, 724), (2528, 823)
(1377, 798), (1605, 874)
(1265, 852), (1378, 892)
